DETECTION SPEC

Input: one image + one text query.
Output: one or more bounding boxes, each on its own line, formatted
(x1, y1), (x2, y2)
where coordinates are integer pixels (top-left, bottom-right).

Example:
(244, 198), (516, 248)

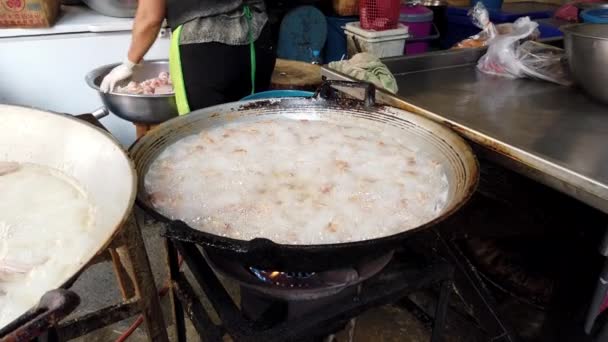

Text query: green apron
(169, 6), (256, 116)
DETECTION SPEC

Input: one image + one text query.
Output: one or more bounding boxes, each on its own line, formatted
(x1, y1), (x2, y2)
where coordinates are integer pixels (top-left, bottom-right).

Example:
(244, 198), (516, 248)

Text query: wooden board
(271, 59), (323, 91)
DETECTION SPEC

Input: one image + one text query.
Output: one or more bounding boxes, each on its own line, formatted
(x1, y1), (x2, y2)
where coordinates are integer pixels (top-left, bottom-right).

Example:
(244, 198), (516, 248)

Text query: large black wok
(131, 81), (479, 272)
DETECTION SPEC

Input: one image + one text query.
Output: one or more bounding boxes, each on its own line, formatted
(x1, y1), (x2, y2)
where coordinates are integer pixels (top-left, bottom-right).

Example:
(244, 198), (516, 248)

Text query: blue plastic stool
(240, 90), (314, 101)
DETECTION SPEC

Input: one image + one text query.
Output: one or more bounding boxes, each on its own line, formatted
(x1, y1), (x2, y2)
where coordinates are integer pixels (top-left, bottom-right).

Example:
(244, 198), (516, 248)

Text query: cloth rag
(328, 53), (399, 94)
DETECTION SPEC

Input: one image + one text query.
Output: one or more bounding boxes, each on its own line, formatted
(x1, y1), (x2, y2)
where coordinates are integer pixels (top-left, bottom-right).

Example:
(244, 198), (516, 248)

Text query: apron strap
(169, 25), (191, 115)
(244, 5), (256, 95)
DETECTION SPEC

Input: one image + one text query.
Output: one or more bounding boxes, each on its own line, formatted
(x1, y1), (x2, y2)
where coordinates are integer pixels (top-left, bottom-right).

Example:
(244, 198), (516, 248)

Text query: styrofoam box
(344, 22), (410, 58)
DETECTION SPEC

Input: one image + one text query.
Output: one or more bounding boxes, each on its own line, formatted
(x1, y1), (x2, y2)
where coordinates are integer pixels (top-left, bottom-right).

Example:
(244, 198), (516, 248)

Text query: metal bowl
(86, 60), (178, 124)
(82, 0), (137, 18)
(562, 24), (608, 104)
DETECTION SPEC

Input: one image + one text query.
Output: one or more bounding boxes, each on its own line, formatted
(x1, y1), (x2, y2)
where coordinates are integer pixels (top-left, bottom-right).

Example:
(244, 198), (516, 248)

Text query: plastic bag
(453, 3), (498, 49)
(477, 17), (572, 86)
(515, 41), (573, 86)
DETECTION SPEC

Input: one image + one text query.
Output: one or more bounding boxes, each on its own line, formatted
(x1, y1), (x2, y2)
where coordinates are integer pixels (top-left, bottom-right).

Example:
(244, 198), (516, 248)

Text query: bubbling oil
(145, 119), (449, 245)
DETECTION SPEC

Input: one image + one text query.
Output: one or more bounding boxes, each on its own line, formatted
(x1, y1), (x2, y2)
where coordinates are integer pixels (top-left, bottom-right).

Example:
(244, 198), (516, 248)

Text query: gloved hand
(100, 59), (138, 93)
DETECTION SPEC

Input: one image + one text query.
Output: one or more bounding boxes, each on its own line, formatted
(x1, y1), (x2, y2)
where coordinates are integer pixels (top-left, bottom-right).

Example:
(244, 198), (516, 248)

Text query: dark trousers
(180, 24), (276, 111)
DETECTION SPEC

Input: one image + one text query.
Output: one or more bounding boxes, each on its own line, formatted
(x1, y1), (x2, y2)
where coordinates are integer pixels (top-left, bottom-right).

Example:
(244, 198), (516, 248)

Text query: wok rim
(130, 97), (479, 251)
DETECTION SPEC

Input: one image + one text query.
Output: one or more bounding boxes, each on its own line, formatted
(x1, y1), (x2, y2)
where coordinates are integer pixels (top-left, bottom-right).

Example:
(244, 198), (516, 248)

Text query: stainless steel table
(322, 48), (608, 341)
(322, 48), (608, 214)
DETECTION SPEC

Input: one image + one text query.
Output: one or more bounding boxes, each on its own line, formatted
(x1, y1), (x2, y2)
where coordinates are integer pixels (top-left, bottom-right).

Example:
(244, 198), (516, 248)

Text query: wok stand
(0, 212), (167, 342)
(135, 123), (159, 140)
(584, 225), (608, 336)
(35, 211), (168, 342)
(0, 290), (80, 342)
(161, 226), (455, 342)
(434, 230), (521, 342)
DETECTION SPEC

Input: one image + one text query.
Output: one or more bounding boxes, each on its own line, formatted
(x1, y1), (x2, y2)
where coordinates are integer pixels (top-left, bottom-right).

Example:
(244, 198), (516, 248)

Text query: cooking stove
(165, 236), (455, 342)
(206, 249), (394, 301)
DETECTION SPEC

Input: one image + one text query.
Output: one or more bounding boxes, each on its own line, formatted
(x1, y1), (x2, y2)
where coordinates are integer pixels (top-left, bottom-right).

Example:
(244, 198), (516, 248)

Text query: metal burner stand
(163, 235), (455, 342)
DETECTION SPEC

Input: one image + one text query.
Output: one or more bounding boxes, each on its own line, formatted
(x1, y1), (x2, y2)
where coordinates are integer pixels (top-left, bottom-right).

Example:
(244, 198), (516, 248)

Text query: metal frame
(164, 236), (455, 342)
(38, 210), (169, 342)
(584, 226), (608, 336)
(435, 230), (521, 342)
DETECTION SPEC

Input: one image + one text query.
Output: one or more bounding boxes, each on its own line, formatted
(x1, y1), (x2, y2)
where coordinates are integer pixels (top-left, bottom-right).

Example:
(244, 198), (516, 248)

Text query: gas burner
(205, 250), (395, 300)
(167, 241), (454, 341)
(248, 268), (316, 288)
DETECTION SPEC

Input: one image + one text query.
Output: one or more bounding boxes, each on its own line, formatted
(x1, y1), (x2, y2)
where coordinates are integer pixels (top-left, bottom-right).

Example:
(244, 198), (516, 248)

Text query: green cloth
(328, 53), (398, 94)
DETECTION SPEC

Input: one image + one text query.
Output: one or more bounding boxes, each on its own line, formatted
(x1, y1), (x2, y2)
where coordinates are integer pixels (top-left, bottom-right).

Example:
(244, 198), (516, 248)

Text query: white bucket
(344, 22), (410, 58)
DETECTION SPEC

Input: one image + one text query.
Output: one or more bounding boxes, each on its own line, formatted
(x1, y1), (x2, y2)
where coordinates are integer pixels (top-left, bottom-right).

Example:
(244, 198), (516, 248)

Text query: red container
(360, 0), (401, 31)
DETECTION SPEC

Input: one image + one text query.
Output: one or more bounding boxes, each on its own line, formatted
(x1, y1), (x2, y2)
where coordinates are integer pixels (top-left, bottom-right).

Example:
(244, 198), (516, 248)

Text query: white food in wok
(145, 119), (449, 245)
(0, 162), (96, 328)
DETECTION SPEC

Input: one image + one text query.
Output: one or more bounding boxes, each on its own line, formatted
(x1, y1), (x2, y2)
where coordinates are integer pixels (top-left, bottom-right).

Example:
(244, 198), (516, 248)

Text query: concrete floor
(62, 211), (481, 342)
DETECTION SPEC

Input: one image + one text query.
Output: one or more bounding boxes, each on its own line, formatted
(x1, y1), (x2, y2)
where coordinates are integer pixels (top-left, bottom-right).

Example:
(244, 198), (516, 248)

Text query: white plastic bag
(477, 17), (538, 77)
(453, 3), (498, 49)
(515, 41), (573, 86)
(477, 17), (572, 86)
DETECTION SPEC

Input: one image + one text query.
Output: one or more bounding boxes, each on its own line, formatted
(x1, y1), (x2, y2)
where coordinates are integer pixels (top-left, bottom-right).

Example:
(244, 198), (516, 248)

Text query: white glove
(100, 59), (137, 93)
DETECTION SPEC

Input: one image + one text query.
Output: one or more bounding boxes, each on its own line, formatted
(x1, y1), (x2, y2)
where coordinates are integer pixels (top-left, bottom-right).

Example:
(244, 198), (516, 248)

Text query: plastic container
(240, 90), (314, 101)
(344, 21), (410, 58)
(325, 15), (359, 63)
(399, 4), (434, 54)
(581, 8), (608, 23)
(359, 0), (401, 30)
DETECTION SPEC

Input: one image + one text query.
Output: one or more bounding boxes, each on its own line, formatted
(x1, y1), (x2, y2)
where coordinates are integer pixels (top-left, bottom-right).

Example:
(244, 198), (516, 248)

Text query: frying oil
(0, 162), (95, 328)
(145, 119), (449, 245)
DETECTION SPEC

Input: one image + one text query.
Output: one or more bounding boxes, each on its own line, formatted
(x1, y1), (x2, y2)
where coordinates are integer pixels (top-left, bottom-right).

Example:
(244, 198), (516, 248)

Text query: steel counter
(322, 48), (608, 214)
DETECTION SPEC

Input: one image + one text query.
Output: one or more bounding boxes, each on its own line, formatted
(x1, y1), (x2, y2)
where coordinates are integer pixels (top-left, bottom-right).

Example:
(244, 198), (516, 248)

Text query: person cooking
(100, 0), (276, 114)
